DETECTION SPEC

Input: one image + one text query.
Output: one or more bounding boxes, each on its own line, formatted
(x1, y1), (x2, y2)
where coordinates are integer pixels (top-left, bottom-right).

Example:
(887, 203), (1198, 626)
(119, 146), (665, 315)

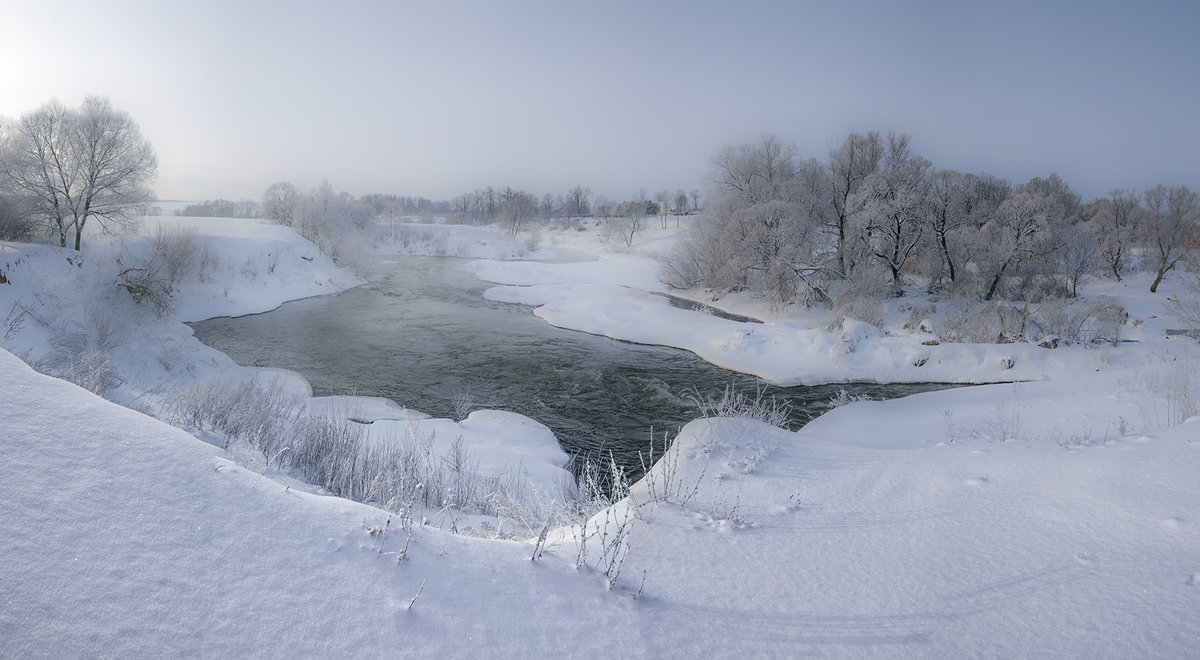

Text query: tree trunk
(939, 232), (956, 282)
(984, 272), (1003, 301)
(1150, 273), (1164, 293)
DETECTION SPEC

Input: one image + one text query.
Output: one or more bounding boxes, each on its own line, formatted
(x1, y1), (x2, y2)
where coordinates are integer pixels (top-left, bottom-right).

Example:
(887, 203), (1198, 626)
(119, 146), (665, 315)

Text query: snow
(0, 350), (638, 656)
(140, 215), (363, 322)
(3, 215), (1200, 656)
(469, 222), (1181, 385)
(361, 410), (572, 498)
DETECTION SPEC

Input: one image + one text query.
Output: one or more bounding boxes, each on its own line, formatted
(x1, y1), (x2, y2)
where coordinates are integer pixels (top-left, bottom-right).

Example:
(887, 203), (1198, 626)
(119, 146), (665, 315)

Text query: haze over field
(2, 1), (1198, 202)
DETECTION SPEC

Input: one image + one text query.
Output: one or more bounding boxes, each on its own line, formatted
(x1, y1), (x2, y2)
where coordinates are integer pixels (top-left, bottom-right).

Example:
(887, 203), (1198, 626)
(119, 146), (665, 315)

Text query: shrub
(689, 383), (792, 428)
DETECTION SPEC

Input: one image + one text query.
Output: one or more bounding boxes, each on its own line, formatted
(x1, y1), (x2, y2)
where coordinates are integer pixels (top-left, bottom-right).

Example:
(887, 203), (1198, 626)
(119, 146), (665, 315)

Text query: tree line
(450, 184), (700, 235)
(665, 132), (1199, 305)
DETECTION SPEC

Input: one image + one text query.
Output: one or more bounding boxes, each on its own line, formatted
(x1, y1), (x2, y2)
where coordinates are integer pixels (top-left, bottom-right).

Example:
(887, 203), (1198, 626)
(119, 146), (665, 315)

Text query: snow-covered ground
(472, 219), (1189, 385)
(2, 215), (1199, 656)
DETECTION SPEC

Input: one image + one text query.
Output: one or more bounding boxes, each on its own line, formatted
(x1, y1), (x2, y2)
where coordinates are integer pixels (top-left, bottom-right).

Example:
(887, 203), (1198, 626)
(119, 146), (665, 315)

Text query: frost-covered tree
(500, 188), (537, 236)
(980, 179), (1067, 301)
(825, 130), (883, 276)
(0, 96), (156, 251)
(1090, 189), (1141, 282)
(540, 193), (558, 219)
(1143, 184), (1199, 293)
(654, 190), (671, 227)
(849, 133), (930, 295)
(665, 134), (833, 304)
(262, 180), (376, 274)
(1059, 224), (1098, 297)
(262, 181), (299, 225)
(674, 189), (689, 215)
(922, 169), (972, 284)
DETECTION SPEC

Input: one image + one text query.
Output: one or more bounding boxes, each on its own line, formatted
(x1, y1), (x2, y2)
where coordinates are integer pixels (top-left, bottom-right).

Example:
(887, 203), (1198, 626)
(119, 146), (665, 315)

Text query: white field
(1, 216), (1197, 657)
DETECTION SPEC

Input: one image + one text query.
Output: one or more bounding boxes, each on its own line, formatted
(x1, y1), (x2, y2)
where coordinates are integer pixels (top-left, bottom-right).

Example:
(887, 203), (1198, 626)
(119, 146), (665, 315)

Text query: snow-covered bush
(113, 226), (215, 317)
(167, 377), (542, 521)
(1031, 295), (1126, 346)
(827, 273), (885, 331)
(48, 350), (123, 394)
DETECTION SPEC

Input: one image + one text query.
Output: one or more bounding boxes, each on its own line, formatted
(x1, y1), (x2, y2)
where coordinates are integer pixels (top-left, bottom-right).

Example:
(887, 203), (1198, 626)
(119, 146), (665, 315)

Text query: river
(190, 257), (950, 478)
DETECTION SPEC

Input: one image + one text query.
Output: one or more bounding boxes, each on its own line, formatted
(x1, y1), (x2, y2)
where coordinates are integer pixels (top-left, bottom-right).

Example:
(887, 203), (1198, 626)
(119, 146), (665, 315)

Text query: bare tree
(689, 188), (701, 213)
(923, 169), (971, 283)
(1059, 224), (1097, 297)
(825, 130), (883, 276)
(564, 185), (591, 218)
(1144, 184), (1200, 293)
(1093, 189), (1141, 282)
(616, 199), (645, 247)
(1, 96), (157, 251)
(539, 193), (557, 219)
(500, 188), (537, 236)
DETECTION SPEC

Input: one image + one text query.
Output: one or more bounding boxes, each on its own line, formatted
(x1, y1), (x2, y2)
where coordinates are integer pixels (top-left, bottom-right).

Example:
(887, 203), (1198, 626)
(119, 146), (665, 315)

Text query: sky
(2, 0), (1198, 204)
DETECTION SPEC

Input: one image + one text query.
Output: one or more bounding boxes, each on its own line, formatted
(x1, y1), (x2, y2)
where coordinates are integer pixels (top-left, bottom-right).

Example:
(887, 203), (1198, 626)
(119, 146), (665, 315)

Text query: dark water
(190, 257), (950, 478)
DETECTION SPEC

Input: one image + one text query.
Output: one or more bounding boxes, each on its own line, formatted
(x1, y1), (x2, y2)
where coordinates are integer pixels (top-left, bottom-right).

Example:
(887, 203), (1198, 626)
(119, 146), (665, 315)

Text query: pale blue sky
(2, 0), (1197, 202)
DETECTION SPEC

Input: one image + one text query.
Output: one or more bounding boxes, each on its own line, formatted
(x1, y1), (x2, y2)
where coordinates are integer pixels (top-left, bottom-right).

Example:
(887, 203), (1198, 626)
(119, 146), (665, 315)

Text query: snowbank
(8, 344), (1196, 656)
(0, 348), (637, 656)
(140, 216), (363, 321)
(470, 250), (1187, 385)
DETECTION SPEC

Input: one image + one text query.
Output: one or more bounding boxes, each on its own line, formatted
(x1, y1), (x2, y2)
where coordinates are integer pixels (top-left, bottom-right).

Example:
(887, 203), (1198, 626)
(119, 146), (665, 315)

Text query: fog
(3, 1), (1197, 202)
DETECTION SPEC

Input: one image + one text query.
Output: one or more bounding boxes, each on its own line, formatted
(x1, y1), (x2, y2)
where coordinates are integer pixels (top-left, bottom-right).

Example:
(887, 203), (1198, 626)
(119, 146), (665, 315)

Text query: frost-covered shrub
(34, 303), (135, 394)
(689, 383), (792, 428)
(113, 226), (212, 317)
(932, 295), (1127, 346)
(828, 388), (873, 408)
(52, 350), (123, 394)
(935, 295), (985, 343)
(1029, 296), (1126, 346)
(827, 275), (885, 331)
(166, 378), (541, 521)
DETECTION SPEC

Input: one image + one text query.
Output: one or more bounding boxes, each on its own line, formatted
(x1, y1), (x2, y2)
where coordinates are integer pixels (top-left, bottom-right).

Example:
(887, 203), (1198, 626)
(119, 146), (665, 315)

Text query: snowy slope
(133, 216), (363, 322)
(5, 346), (1197, 656)
(0, 349), (641, 656)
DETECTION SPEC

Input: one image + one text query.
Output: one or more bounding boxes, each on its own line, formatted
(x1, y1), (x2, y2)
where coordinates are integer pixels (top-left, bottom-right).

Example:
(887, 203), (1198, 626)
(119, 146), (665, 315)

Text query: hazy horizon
(3, 0), (1198, 204)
